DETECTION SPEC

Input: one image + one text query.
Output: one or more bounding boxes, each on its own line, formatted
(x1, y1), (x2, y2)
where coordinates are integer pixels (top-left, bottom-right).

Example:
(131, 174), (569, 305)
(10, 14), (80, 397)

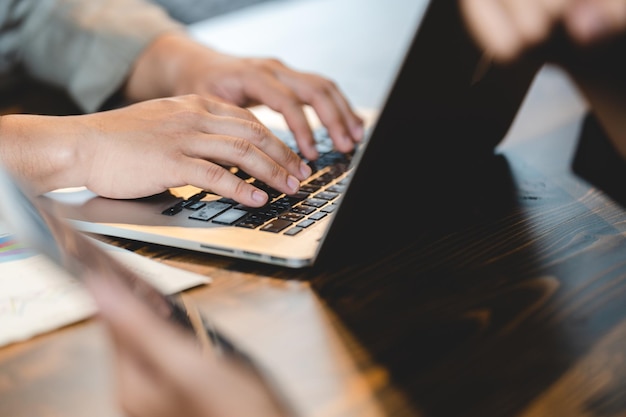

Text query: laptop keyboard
(160, 129), (354, 236)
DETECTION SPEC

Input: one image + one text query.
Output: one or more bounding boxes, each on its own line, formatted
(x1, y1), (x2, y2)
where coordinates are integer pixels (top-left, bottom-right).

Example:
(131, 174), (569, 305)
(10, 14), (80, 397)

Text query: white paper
(0, 233), (210, 347)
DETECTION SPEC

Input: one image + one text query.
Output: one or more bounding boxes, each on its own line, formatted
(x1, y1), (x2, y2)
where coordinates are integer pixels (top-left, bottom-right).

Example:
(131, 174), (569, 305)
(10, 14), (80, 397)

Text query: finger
(86, 272), (203, 374)
(460, 0), (527, 62)
(603, 0), (626, 33)
(116, 347), (172, 417)
(279, 71), (364, 154)
(174, 158), (275, 206)
(262, 60), (364, 142)
(538, 0), (574, 18)
(86, 273), (178, 350)
(179, 135), (304, 202)
(499, 0), (557, 47)
(196, 114), (311, 181)
(239, 68), (320, 160)
(566, 0), (626, 43)
(99, 286), (197, 417)
(246, 66), (365, 158)
(324, 85), (365, 144)
(88, 272), (291, 417)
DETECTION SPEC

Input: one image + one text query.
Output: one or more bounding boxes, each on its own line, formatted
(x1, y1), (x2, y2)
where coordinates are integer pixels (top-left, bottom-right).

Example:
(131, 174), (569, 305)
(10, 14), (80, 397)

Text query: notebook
(44, 1), (540, 268)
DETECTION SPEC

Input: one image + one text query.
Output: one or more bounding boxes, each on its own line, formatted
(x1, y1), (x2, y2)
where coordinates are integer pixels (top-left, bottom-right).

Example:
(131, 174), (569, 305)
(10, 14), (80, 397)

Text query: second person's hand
(460, 0), (626, 63)
(124, 33), (365, 161)
(84, 270), (290, 417)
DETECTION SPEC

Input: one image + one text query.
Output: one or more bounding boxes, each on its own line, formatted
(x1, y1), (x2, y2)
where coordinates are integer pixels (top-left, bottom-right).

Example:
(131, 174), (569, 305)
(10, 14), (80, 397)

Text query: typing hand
(124, 33), (365, 161)
(84, 272), (289, 417)
(460, 0), (626, 63)
(0, 94), (312, 206)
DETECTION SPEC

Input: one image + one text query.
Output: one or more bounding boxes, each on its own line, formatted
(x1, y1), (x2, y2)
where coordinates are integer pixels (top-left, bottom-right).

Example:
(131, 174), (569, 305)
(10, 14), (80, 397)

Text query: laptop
(44, 1), (540, 268)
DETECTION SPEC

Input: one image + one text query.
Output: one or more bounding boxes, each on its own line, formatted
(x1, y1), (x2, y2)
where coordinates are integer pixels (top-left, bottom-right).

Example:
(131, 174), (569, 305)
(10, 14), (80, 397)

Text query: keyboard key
(161, 201), (184, 216)
(314, 191), (339, 201)
(188, 191), (208, 202)
(236, 221), (259, 229)
(260, 219), (292, 233)
(250, 179), (282, 198)
(212, 208), (249, 225)
(183, 201), (206, 210)
(327, 184), (347, 193)
(279, 212), (305, 222)
(164, 148), (351, 234)
(301, 198), (327, 208)
(309, 212), (327, 221)
(291, 205), (316, 215)
(297, 219), (315, 228)
(240, 213), (273, 227)
(299, 184), (321, 193)
(284, 227), (304, 236)
(189, 201), (231, 222)
(321, 204), (338, 213)
(230, 167), (251, 180)
(281, 192), (309, 203)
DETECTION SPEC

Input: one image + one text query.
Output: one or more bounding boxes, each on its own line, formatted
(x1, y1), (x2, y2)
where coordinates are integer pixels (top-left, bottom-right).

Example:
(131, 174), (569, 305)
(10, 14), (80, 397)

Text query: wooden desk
(3, 1), (626, 417)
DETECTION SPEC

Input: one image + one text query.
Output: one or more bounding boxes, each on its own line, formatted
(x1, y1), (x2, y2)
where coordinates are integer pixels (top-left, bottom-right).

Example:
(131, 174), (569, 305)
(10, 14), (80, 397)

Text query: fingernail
(300, 161), (312, 178)
(351, 124), (364, 142)
(574, 4), (609, 41)
(252, 190), (267, 204)
(287, 175), (300, 193)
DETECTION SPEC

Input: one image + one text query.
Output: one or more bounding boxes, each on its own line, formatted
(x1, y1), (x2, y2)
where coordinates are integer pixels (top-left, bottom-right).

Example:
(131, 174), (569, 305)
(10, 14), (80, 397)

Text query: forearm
(0, 114), (87, 194)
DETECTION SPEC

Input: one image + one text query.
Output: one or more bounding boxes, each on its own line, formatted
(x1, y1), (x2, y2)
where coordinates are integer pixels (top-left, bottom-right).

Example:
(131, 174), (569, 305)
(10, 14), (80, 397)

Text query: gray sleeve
(13, 0), (184, 112)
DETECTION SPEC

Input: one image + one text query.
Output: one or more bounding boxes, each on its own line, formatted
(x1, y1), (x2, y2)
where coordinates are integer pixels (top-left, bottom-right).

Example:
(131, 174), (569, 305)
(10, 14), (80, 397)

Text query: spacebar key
(260, 219), (292, 233)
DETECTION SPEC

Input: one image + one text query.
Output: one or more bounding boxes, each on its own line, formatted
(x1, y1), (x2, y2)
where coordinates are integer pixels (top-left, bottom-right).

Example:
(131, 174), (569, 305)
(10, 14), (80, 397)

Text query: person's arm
(123, 32), (365, 160)
(84, 269), (289, 417)
(13, 0), (364, 161)
(459, 0), (626, 64)
(459, 0), (626, 158)
(0, 95), (311, 206)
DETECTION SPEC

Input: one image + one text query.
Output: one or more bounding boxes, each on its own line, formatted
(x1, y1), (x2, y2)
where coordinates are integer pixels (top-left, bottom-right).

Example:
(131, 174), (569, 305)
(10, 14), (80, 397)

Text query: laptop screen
(313, 0), (542, 267)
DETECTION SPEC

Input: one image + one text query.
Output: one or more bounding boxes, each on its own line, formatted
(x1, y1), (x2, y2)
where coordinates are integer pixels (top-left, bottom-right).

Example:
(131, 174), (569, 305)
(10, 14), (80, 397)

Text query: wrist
(0, 114), (84, 194)
(123, 31), (202, 101)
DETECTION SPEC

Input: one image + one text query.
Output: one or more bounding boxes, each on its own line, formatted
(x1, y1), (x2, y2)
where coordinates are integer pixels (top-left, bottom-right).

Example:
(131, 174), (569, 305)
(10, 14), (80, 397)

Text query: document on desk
(0, 232), (210, 348)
